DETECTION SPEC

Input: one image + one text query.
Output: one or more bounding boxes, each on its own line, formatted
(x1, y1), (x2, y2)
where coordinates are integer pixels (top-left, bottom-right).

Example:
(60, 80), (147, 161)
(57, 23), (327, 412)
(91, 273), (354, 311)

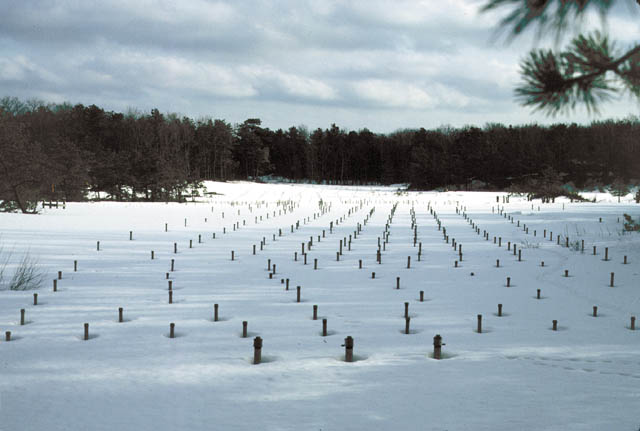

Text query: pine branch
(515, 32), (640, 115)
(481, 0), (614, 41)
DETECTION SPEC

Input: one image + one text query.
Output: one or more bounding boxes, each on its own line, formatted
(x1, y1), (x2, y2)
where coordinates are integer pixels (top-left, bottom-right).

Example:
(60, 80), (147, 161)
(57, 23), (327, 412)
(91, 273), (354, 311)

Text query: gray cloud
(0, 0), (637, 132)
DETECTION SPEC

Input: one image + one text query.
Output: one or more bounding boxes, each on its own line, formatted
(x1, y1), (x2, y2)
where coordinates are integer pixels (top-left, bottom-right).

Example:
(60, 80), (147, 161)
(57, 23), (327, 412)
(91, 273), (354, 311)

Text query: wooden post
(199, 234), (202, 244)
(119, 307), (123, 323)
(518, 250), (522, 261)
(552, 320), (558, 331)
(565, 269), (569, 277)
(74, 260), (78, 272)
(372, 272), (375, 279)
(296, 286), (301, 303)
(97, 241), (100, 251)
(214, 304), (219, 321)
(623, 255), (627, 264)
(169, 291), (173, 304)
(189, 239), (193, 249)
(84, 323), (89, 340)
(304, 254), (307, 265)
(359, 259), (362, 269)
(506, 277), (511, 287)
(433, 334), (442, 360)
(33, 293), (37, 305)
(420, 291), (424, 302)
(313, 305), (318, 320)
(593, 246), (596, 255)
(253, 337), (262, 364)
(477, 314), (482, 333)
(496, 259), (500, 267)
(405, 317), (411, 334)
(286, 279), (290, 290)
(537, 289), (541, 299)
(396, 277), (400, 290)
(20, 309), (25, 325)
(404, 302), (409, 318)
(168, 280), (172, 290)
(171, 259), (175, 272)
(610, 272), (614, 287)
(151, 250), (154, 260)
(454, 260), (458, 268)
(498, 304), (503, 317)
(631, 316), (636, 330)
(174, 242), (177, 254)
(593, 306), (598, 317)
(170, 323), (175, 339)
(314, 258), (318, 270)
(344, 336), (354, 362)
(130, 231), (133, 241)
(322, 318), (327, 336)
(407, 256), (411, 269)
(242, 321), (248, 338)
(165, 223), (168, 232)
(53, 279), (57, 292)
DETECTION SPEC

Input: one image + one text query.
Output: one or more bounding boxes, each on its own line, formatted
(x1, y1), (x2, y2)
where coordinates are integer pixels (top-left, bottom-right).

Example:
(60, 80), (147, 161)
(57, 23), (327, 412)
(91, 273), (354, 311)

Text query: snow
(1, 182), (638, 431)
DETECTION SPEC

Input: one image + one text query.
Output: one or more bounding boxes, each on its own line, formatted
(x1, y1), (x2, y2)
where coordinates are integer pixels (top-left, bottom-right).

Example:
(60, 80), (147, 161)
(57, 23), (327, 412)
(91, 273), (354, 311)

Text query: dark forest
(1, 97), (639, 212)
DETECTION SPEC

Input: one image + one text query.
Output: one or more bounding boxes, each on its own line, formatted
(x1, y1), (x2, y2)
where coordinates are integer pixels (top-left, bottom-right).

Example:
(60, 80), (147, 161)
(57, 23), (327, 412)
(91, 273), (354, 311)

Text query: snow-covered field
(1, 182), (638, 431)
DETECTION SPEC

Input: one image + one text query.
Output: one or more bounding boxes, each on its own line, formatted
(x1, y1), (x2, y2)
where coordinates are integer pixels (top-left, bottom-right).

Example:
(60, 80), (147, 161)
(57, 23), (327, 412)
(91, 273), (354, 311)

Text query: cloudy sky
(1, 0), (638, 132)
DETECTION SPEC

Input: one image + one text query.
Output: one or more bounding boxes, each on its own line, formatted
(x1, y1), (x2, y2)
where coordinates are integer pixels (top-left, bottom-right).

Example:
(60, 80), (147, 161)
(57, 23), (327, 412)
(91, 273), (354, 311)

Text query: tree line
(1, 96), (639, 212)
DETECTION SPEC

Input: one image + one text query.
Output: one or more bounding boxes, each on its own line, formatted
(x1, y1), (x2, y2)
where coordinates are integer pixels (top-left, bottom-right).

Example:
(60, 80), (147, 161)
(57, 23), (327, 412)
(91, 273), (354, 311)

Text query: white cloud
(108, 52), (258, 98)
(0, 56), (32, 81)
(353, 79), (434, 109)
(242, 67), (338, 101)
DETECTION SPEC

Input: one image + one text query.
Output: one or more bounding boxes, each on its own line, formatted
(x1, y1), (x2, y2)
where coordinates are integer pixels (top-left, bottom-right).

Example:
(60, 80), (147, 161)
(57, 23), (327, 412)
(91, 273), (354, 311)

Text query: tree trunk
(11, 184), (31, 214)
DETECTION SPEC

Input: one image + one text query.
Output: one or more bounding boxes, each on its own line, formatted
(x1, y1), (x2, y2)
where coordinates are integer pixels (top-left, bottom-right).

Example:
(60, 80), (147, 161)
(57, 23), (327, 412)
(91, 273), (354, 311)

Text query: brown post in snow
(344, 336), (354, 362)
(253, 337), (262, 364)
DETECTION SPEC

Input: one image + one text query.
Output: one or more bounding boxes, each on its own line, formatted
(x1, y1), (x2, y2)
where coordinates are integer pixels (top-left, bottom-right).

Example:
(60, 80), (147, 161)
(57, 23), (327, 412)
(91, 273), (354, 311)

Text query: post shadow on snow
(398, 329), (423, 335)
(77, 334), (99, 341)
(163, 332), (185, 339)
(474, 328), (494, 334)
(246, 355), (278, 364)
(238, 331), (258, 338)
(335, 354), (368, 363)
(319, 329), (337, 336)
(427, 351), (457, 360)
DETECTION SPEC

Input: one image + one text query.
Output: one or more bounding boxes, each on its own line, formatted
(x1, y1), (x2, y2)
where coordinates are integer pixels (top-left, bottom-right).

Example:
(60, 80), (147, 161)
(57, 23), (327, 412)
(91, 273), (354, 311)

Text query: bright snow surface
(1, 182), (638, 431)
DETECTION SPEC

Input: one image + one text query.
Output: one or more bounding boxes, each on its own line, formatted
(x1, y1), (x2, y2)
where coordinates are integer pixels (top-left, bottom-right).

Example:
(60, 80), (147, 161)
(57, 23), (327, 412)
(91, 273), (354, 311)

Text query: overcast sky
(1, 0), (638, 132)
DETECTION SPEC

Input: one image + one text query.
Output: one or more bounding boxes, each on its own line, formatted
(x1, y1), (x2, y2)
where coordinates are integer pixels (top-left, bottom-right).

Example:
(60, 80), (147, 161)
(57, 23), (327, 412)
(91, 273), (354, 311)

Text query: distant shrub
(623, 214), (640, 232)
